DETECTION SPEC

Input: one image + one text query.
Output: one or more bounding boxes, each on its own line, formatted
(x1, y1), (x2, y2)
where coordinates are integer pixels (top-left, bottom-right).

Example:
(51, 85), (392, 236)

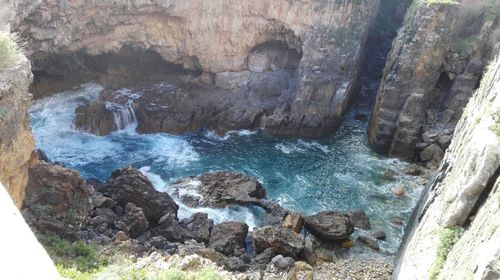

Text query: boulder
(420, 143), (444, 168)
(403, 165), (425, 176)
(356, 234), (380, 251)
(304, 211), (354, 241)
(74, 101), (116, 136)
(97, 167), (179, 223)
(371, 230), (387, 240)
(114, 203), (149, 238)
(253, 226), (304, 258)
(348, 210), (371, 230)
(226, 257), (248, 272)
(153, 213), (192, 242)
(23, 162), (92, 237)
(171, 172), (266, 209)
(209, 221), (249, 256)
(180, 212), (214, 243)
(272, 255), (295, 270)
(391, 185), (406, 197)
(282, 212), (305, 234)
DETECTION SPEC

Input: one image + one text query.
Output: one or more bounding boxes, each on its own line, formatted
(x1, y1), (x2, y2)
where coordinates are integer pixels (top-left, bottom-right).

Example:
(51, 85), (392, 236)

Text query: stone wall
(394, 56), (500, 280)
(0, 52), (35, 208)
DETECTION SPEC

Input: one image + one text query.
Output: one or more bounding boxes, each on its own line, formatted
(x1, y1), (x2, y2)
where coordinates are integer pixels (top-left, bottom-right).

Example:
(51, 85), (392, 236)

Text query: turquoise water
(29, 83), (423, 254)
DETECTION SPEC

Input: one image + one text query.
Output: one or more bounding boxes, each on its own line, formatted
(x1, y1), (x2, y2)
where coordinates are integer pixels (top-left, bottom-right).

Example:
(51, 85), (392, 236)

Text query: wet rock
(304, 211), (354, 241)
(282, 212), (305, 234)
(23, 162), (92, 238)
(97, 167), (179, 223)
(115, 203), (149, 238)
(180, 212), (214, 243)
(253, 226), (304, 258)
(272, 255), (295, 270)
(371, 230), (387, 240)
(171, 172), (266, 209)
(153, 213), (192, 242)
(348, 210), (371, 230)
(209, 221), (248, 256)
(354, 113), (369, 121)
(34, 149), (49, 162)
(357, 234), (380, 251)
(74, 101), (116, 136)
(391, 185), (406, 197)
(403, 165), (425, 176)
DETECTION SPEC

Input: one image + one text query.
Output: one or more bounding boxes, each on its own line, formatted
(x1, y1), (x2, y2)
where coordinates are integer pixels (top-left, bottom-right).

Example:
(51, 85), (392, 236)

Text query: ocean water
(29, 83), (423, 254)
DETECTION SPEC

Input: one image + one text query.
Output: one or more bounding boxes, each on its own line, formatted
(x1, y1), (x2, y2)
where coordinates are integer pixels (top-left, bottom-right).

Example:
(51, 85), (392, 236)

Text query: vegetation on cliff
(428, 226), (463, 280)
(0, 32), (19, 69)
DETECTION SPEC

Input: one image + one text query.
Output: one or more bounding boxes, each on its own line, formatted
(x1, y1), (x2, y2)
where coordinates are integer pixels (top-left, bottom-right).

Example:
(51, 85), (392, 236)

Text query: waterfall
(105, 101), (137, 130)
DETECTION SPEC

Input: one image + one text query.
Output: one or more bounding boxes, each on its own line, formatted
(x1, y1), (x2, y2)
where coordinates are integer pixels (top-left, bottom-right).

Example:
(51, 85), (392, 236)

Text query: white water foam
(105, 101), (137, 130)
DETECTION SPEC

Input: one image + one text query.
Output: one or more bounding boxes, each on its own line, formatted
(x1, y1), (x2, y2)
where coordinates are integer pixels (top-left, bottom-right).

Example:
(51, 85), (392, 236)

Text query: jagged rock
(23, 162), (92, 237)
(97, 167), (179, 223)
(114, 203), (149, 238)
(113, 231), (129, 242)
(420, 143), (444, 168)
(422, 130), (440, 144)
(153, 213), (192, 242)
(282, 212), (305, 234)
(180, 212), (214, 243)
(91, 192), (117, 208)
(357, 234), (380, 251)
(403, 165), (425, 176)
(254, 248), (276, 265)
(171, 172), (266, 208)
(348, 210), (371, 230)
(391, 185), (406, 197)
(438, 134), (452, 149)
(209, 222), (249, 256)
(226, 257), (248, 272)
(304, 211), (354, 241)
(74, 102), (115, 136)
(272, 255), (295, 270)
(34, 149), (49, 162)
(253, 226), (304, 258)
(149, 236), (168, 249)
(371, 230), (387, 241)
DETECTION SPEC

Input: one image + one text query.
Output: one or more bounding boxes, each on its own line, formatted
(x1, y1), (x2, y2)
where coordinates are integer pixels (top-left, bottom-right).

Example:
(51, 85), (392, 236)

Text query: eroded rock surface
(304, 211), (354, 241)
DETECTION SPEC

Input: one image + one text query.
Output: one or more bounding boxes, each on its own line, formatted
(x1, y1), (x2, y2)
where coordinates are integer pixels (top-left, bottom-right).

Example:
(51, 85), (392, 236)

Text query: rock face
(23, 162), (92, 238)
(171, 172), (266, 208)
(208, 222), (248, 256)
(369, 0), (499, 163)
(11, 0), (380, 137)
(0, 53), (35, 208)
(394, 56), (500, 279)
(304, 211), (354, 241)
(97, 167), (179, 223)
(253, 226), (304, 259)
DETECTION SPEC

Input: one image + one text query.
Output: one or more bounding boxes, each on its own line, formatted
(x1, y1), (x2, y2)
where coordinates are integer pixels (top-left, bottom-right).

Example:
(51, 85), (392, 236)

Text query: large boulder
(152, 213), (192, 242)
(74, 101), (116, 136)
(208, 221), (248, 256)
(23, 162), (92, 238)
(114, 203), (149, 238)
(180, 213), (214, 243)
(304, 211), (354, 241)
(171, 172), (266, 208)
(253, 226), (304, 259)
(97, 167), (179, 223)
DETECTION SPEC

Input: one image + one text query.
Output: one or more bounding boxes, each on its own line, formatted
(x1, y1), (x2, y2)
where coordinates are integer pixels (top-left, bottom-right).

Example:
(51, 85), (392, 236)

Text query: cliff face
(394, 56), (500, 280)
(0, 53), (35, 208)
(10, 0), (380, 137)
(369, 0), (499, 165)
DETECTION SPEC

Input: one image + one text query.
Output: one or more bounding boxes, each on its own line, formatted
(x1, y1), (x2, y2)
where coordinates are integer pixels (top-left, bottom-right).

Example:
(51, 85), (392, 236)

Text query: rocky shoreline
(21, 151), (429, 279)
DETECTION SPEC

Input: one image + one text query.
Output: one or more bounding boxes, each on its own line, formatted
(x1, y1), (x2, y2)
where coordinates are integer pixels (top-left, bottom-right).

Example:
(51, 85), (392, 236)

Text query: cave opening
(30, 46), (201, 98)
(247, 40), (302, 73)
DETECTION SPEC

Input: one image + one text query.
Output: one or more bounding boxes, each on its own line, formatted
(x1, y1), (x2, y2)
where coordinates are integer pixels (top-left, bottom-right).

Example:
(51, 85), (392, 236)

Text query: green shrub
(428, 226), (463, 280)
(0, 32), (18, 69)
(38, 235), (108, 273)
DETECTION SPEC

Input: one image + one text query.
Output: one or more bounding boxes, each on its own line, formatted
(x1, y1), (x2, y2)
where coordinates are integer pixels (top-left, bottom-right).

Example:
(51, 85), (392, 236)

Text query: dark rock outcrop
(97, 167), (179, 223)
(348, 210), (371, 230)
(114, 203), (149, 238)
(180, 213), (214, 243)
(23, 162), (92, 238)
(253, 226), (304, 259)
(208, 222), (249, 256)
(304, 211), (354, 241)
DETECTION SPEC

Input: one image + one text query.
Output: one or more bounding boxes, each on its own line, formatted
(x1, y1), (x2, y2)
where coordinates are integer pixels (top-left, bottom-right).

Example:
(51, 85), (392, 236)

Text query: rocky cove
(0, 0), (499, 279)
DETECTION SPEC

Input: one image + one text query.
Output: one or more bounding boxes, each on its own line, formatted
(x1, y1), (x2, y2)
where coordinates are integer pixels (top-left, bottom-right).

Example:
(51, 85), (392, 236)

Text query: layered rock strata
(11, 0), (380, 137)
(394, 56), (500, 279)
(0, 53), (35, 208)
(369, 0), (500, 164)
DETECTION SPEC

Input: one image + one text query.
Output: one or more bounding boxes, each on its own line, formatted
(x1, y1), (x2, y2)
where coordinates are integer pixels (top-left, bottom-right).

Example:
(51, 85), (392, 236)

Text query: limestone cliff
(394, 56), (500, 279)
(0, 52), (35, 208)
(369, 0), (499, 164)
(10, 0), (380, 137)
